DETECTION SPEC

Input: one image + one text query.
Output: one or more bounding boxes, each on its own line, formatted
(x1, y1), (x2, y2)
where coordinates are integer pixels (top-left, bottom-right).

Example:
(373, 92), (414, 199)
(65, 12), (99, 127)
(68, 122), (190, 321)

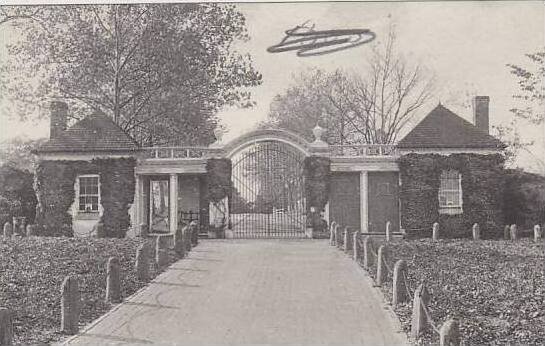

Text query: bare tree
(268, 30), (434, 145)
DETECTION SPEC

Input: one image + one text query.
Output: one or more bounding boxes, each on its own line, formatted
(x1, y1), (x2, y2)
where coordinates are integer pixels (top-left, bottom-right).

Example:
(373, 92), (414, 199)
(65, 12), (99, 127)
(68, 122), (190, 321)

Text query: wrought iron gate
(230, 141), (306, 238)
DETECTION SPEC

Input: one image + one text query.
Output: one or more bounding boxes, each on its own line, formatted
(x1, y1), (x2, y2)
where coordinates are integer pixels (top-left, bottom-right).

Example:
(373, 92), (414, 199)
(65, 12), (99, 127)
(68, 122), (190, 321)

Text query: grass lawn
(0, 236), (178, 345)
(363, 238), (544, 345)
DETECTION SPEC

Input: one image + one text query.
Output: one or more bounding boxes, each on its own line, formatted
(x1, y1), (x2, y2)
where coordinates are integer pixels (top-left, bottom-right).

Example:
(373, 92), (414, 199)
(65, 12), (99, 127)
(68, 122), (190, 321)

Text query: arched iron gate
(229, 141), (306, 238)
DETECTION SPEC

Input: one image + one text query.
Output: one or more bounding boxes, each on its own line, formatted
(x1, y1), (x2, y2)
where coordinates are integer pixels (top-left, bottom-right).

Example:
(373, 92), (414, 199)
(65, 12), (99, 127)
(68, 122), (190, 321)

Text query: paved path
(66, 240), (408, 345)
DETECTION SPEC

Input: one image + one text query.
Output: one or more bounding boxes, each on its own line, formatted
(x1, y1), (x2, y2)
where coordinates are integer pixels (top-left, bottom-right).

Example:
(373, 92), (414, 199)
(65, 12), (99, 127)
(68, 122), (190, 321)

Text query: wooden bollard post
(440, 317), (461, 346)
(335, 224), (342, 248)
(386, 221), (392, 242)
(26, 224), (38, 236)
(139, 223), (148, 237)
(393, 260), (408, 306)
(0, 308), (13, 345)
(509, 224), (518, 240)
(155, 237), (168, 268)
(410, 283), (430, 339)
(190, 221), (199, 246)
(135, 244), (149, 281)
(184, 227), (192, 252)
(503, 225), (510, 240)
(376, 245), (387, 286)
(329, 222), (336, 246)
(363, 236), (373, 269)
(3, 222), (13, 238)
(174, 227), (186, 257)
(11, 219), (19, 237)
(61, 276), (80, 334)
(353, 230), (361, 261)
(432, 222), (440, 241)
(344, 227), (351, 253)
(472, 223), (480, 240)
(105, 257), (121, 303)
(534, 225), (542, 242)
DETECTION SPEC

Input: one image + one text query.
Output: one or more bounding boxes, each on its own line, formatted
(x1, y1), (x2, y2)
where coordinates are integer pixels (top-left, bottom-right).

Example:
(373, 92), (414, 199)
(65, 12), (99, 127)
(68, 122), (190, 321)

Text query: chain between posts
(402, 270), (415, 298)
(420, 299), (441, 334)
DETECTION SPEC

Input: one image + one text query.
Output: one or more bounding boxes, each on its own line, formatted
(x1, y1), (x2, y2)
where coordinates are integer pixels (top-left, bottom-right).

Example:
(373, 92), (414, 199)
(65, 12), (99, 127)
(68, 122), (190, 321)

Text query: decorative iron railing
(141, 144), (398, 159)
(329, 144), (398, 157)
(142, 146), (212, 159)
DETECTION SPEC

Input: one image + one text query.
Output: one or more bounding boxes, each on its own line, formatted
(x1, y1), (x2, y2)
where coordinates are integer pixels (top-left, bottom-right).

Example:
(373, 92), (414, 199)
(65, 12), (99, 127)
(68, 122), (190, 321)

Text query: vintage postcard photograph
(0, 1), (544, 345)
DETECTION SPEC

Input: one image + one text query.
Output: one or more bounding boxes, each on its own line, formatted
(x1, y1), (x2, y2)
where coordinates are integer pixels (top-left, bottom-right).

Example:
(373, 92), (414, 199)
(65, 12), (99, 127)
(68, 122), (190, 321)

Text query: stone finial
(411, 283), (431, 339)
(105, 257), (121, 303)
(440, 317), (461, 346)
(312, 124), (325, 142)
(3, 222), (13, 238)
(135, 245), (149, 281)
(432, 222), (440, 241)
(534, 225), (542, 242)
(509, 224), (518, 240)
(472, 223), (480, 240)
(393, 260), (408, 306)
(503, 225), (510, 240)
(386, 221), (392, 242)
(363, 236), (373, 269)
(376, 245), (387, 286)
(61, 276), (80, 335)
(0, 307), (13, 345)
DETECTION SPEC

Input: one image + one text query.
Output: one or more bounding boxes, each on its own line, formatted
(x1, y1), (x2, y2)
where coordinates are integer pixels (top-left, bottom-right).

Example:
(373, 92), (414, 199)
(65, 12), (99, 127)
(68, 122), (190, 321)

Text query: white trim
(169, 174), (178, 234)
(399, 148), (502, 155)
(360, 171), (368, 232)
(38, 152), (136, 161)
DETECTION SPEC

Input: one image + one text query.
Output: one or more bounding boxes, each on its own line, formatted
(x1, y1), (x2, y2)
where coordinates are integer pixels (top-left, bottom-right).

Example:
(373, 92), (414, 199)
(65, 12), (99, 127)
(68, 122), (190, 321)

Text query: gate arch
(226, 130), (309, 238)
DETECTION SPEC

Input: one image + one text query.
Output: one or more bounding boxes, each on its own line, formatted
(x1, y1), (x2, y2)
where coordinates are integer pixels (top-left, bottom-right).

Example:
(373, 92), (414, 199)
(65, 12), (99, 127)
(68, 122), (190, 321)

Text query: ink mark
(267, 21), (376, 57)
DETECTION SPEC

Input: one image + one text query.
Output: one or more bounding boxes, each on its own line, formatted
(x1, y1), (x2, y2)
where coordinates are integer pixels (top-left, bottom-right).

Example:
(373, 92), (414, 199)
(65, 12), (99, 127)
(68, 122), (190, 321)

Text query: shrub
(0, 164), (37, 226)
(503, 169), (545, 228)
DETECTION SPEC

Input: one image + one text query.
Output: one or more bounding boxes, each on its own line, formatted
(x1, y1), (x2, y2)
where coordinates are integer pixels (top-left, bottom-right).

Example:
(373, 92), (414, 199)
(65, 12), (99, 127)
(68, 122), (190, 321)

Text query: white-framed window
(78, 175), (100, 213)
(438, 170), (462, 214)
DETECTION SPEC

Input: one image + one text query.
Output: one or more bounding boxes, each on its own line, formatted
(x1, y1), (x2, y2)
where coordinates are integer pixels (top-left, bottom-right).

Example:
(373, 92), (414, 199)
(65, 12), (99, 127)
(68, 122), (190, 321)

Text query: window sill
(75, 212), (100, 220)
(439, 207), (463, 215)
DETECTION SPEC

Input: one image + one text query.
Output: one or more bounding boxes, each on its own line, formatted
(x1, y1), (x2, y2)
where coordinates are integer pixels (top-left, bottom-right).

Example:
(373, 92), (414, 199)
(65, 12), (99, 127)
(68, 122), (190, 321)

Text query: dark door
(368, 172), (399, 233)
(329, 172), (360, 230)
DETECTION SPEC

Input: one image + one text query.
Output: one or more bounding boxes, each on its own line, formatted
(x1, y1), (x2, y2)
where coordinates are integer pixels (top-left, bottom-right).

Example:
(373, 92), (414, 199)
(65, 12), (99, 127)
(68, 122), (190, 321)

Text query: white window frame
(78, 174), (100, 213)
(438, 170), (463, 215)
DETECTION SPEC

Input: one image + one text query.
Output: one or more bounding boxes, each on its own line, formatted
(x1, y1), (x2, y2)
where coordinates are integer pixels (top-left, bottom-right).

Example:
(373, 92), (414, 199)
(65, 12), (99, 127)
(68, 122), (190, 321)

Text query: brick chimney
(50, 101), (68, 139)
(473, 96), (490, 134)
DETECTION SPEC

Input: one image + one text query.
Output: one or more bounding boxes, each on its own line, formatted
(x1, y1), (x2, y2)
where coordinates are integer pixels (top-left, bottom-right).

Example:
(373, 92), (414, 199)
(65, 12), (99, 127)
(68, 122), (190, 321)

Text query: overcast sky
(0, 1), (544, 172)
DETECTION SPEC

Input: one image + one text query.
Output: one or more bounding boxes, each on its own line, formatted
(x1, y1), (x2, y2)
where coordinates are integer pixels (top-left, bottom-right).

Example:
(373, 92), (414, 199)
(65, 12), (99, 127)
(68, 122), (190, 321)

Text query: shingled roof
(36, 113), (140, 153)
(397, 104), (505, 149)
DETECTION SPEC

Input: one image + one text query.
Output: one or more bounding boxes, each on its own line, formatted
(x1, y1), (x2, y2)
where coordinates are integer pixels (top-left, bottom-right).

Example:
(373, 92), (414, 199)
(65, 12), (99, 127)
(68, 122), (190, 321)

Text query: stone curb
(58, 253), (191, 345)
(347, 252), (411, 346)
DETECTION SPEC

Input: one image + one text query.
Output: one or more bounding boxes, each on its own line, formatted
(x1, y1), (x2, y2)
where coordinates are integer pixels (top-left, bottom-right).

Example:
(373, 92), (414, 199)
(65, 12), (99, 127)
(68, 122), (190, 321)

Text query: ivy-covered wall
(399, 153), (505, 239)
(303, 156), (331, 232)
(35, 158), (136, 237)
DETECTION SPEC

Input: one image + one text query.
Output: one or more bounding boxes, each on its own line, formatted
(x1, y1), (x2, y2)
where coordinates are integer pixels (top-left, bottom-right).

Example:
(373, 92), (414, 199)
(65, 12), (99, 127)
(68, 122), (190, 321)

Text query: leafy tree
(2, 4), (262, 145)
(267, 30), (434, 145)
(495, 50), (545, 167)
(0, 137), (47, 171)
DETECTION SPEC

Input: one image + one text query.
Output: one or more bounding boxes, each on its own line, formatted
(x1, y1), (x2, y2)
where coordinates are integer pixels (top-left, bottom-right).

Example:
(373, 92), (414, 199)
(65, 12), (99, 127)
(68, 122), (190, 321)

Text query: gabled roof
(36, 113), (140, 153)
(397, 104), (505, 149)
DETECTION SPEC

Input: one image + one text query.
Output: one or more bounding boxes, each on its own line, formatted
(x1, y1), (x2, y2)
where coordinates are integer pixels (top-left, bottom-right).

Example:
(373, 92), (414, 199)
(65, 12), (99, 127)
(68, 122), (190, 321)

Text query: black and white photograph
(0, 0), (543, 345)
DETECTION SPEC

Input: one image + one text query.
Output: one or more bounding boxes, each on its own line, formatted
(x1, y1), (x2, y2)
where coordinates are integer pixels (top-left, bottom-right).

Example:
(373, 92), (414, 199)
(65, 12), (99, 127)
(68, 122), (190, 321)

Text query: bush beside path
(0, 236), (177, 345)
